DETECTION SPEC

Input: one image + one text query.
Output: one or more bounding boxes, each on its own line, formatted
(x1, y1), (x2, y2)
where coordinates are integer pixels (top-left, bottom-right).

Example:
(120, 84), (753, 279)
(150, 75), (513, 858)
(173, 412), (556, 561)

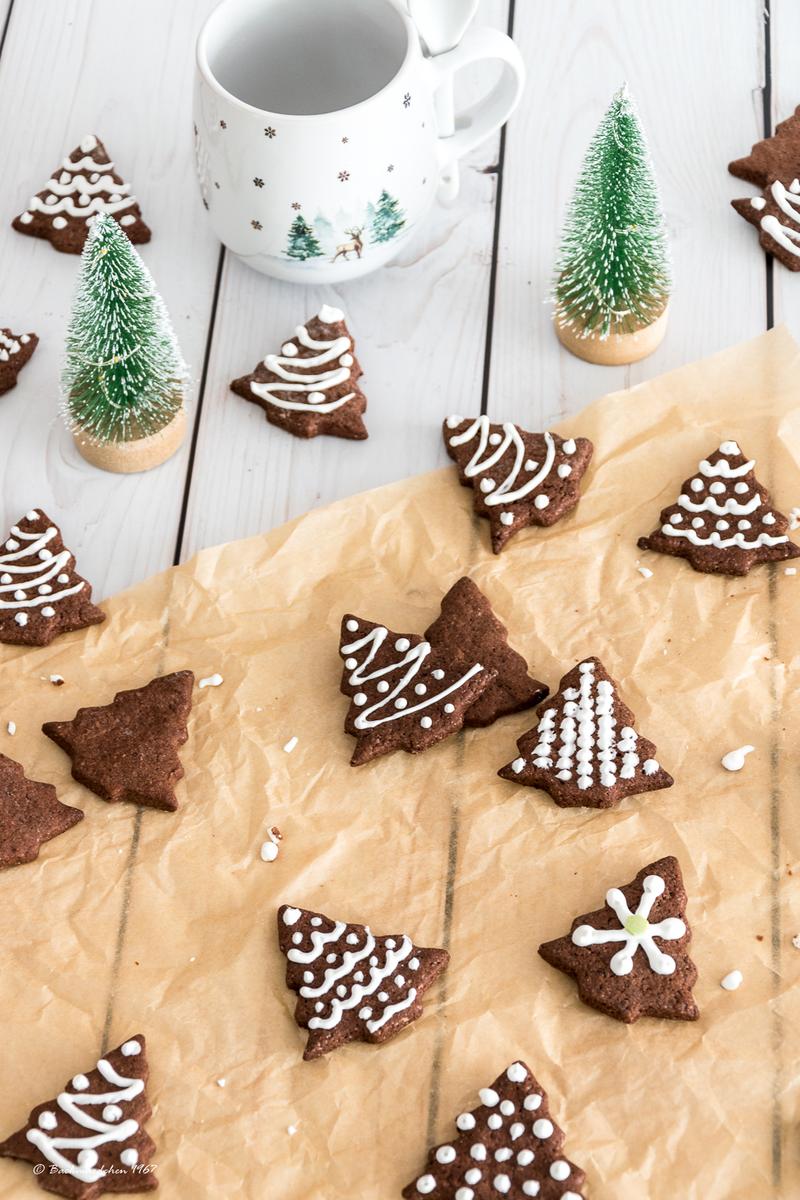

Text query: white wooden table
(0, 0), (795, 600)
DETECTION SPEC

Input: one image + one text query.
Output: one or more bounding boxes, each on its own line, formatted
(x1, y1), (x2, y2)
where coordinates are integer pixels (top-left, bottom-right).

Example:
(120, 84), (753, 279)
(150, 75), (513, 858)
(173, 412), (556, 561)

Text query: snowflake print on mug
(253, 177), (265, 188)
(219, 119), (227, 129)
(251, 219), (263, 230)
(338, 171), (350, 182)
(264, 126), (276, 138)
(291, 201), (302, 211)
(403, 92), (412, 108)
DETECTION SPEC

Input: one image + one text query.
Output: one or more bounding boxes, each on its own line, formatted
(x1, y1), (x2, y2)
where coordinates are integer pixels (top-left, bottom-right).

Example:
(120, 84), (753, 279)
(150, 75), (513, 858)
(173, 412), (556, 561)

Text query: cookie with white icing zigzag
(278, 904), (448, 1060)
(732, 177), (800, 270)
(443, 416), (593, 553)
(499, 656), (673, 809)
(0, 509), (105, 647)
(402, 1060), (586, 1200)
(637, 439), (800, 575)
(231, 305), (368, 440)
(539, 855), (699, 1024)
(339, 614), (496, 764)
(0, 1035), (157, 1196)
(12, 135), (151, 255)
(0, 328), (38, 396)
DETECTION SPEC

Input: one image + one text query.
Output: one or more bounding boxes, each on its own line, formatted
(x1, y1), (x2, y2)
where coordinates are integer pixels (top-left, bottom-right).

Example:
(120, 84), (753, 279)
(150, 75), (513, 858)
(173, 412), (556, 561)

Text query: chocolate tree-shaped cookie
(539, 856), (698, 1024)
(424, 577), (548, 727)
(402, 1060), (586, 1200)
(637, 439), (800, 575)
(339, 615), (496, 765)
(0, 752), (83, 870)
(443, 415), (593, 553)
(0, 1036), (156, 1196)
(278, 904), (449, 1060)
(13, 135), (151, 255)
(499, 657), (672, 809)
(0, 509), (106, 647)
(230, 304), (368, 440)
(43, 670), (194, 811)
(729, 105), (800, 188)
(732, 178), (800, 270)
(0, 328), (38, 395)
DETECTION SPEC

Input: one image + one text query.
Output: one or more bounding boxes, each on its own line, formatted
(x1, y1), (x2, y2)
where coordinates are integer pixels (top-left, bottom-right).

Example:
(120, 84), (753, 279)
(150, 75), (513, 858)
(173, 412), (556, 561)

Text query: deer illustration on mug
(332, 227), (364, 262)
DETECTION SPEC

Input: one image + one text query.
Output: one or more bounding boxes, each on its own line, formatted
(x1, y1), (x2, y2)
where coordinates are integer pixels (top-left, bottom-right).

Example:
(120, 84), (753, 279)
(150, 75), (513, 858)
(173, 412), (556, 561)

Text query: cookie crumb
(6, 721), (15, 736)
(49, 674), (65, 686)
(283, 736), (298, 754)
(199, 673), (224, 689)
(637, 566), (653, 579)
(720, 970), (743, 991)
(721, 745), (754, 772)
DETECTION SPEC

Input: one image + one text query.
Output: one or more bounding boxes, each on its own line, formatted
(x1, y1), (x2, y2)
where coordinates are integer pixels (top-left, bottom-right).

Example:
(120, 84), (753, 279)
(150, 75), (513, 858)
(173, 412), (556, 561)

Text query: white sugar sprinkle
(287, 1124), (298, 1136)
(785, 568), (797, 576)
(789, 507), (800, 531)
(199, 673), (224, 688)
(49, 674), (65, 685)
(792, 935), (800, 951)
(637, 566), (653, 579)
(720, 970), (743, 991)
(216, 1078), (226, 1087)
(6, 722), (15, 736)
(260, 840), (279, 862)
(283, 736), (298, 754)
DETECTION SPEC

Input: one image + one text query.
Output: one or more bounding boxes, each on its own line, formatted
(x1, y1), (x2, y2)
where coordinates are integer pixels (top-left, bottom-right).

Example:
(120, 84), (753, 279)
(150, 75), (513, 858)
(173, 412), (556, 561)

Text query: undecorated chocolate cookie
(637, 439), (800, 575)
(499, 657), (673, 808)
(424, 576), (548, 726)
(0, 328), (38, 395)
(0, 752), (82, 870)
(13, 134), (151, 255)
(539, 855), (698, 1024)
(443, 415), (593, 553)
(231, 304), (368, 440)
(729, 105), (800, 188)
(278, 904), (448, 1060)
(402, 1060), (586, 1200)
(0, 509), (105, 647)
(0, 1036), (157, 1196)
(339, 614), (495, 765)
(42, 671), (194, 812)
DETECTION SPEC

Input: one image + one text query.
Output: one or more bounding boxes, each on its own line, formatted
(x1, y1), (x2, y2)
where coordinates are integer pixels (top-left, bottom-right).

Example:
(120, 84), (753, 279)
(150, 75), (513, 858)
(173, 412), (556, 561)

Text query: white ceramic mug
(194, 0), (524, 283)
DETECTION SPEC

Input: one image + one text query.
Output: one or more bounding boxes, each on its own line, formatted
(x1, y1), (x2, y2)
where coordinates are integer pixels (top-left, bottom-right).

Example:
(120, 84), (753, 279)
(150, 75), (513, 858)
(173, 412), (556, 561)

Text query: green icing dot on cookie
(624, 914), (649, 935)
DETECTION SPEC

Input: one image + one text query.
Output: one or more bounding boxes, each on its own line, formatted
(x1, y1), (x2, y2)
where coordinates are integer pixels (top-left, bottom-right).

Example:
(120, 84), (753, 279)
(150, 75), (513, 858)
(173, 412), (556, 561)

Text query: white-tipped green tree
(554, 85), (671, 343)
(63, 214), (188, 468)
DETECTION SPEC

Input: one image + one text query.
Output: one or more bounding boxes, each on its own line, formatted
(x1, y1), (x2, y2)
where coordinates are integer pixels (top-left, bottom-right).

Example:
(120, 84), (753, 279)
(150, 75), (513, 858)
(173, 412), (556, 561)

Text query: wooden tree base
(554, 302), (669, 366)
(73, 406), (187, 474)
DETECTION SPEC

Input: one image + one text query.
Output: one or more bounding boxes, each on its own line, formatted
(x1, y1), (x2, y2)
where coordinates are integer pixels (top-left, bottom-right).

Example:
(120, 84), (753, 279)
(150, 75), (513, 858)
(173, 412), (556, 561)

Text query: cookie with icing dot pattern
(637, 440), (800, 575)
(278, 904), (449, 1060)
(0, 509), (105, 647)
(402, 1060), (586, 1200)
(339, 614), (496, 765)
(0, 752), (83, 870)
(539, 855), (699, 1024)
(443, 416), (593, 553)
(498, 656), (673, 808)
(0, 1035), (157, 1196)
(12, 135), (151, 254)
(0, 328), (38, 395)
(230, 305), (368, 440)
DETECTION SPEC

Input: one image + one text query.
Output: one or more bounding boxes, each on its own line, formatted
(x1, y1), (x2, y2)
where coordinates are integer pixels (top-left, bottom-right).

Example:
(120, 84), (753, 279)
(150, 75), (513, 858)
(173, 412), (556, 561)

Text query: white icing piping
(341, 624), (484, 730)
(698, 456), (755, 479)
(0, 524), (84, 612)
(20, 143), (137, 225)
(677, 493), (760, 517)
(760, 179), (800, 258)
(572, 873), (686, 977)
(250, 316), (355, 413)
(287, 921), (347, 964)
(662, 526), (787, 550)
(447, 415), (557, 506)
(25, 1057), (143, 1184)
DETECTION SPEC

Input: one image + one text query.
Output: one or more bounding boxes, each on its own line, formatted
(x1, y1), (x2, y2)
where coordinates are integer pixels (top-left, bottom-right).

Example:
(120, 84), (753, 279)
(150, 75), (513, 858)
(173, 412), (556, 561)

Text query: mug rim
(196, 0), (417, 122)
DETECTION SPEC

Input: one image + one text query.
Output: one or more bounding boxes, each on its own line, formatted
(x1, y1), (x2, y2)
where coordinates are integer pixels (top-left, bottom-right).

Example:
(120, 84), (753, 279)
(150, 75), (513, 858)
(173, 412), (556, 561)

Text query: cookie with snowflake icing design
(339, 615), (496, 765)
(12, 134), (151, 255)
(0, 510), (106, 646)
(539, 856), (698, 1024)
(498, 657), (672, 808)
(732, 178), (800, 270)
(424, 577), (549, 727)
(230, 305), (368, 440)
(443, 415), (593, 553)
(0, 328), (38, 395)
(0, 752), (83, 870)
(43, 671), (194, 812)
(0, 1035), (157, 1196)
(278, 904), (449, 1060)
(402, 1060), (586, 1200)
(637, 440), (800, 575)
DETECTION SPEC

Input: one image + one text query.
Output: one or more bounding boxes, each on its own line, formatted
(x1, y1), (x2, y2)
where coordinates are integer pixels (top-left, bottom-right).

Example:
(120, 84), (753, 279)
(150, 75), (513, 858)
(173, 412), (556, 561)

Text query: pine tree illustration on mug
(286, 212), (324, 261)
(370, 190), (405, 243)
(63, 214), (188, 472)
(553, 84), (671, 365)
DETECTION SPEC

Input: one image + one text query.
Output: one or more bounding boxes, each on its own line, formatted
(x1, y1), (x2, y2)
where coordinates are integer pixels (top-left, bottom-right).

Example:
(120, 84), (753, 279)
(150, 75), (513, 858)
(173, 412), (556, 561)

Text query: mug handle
(427, 27), (526, 204)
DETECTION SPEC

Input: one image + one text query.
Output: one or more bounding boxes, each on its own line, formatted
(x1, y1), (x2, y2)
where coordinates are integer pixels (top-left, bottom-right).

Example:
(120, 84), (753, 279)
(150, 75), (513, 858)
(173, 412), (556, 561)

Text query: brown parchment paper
(2, 327), (800, 1200)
